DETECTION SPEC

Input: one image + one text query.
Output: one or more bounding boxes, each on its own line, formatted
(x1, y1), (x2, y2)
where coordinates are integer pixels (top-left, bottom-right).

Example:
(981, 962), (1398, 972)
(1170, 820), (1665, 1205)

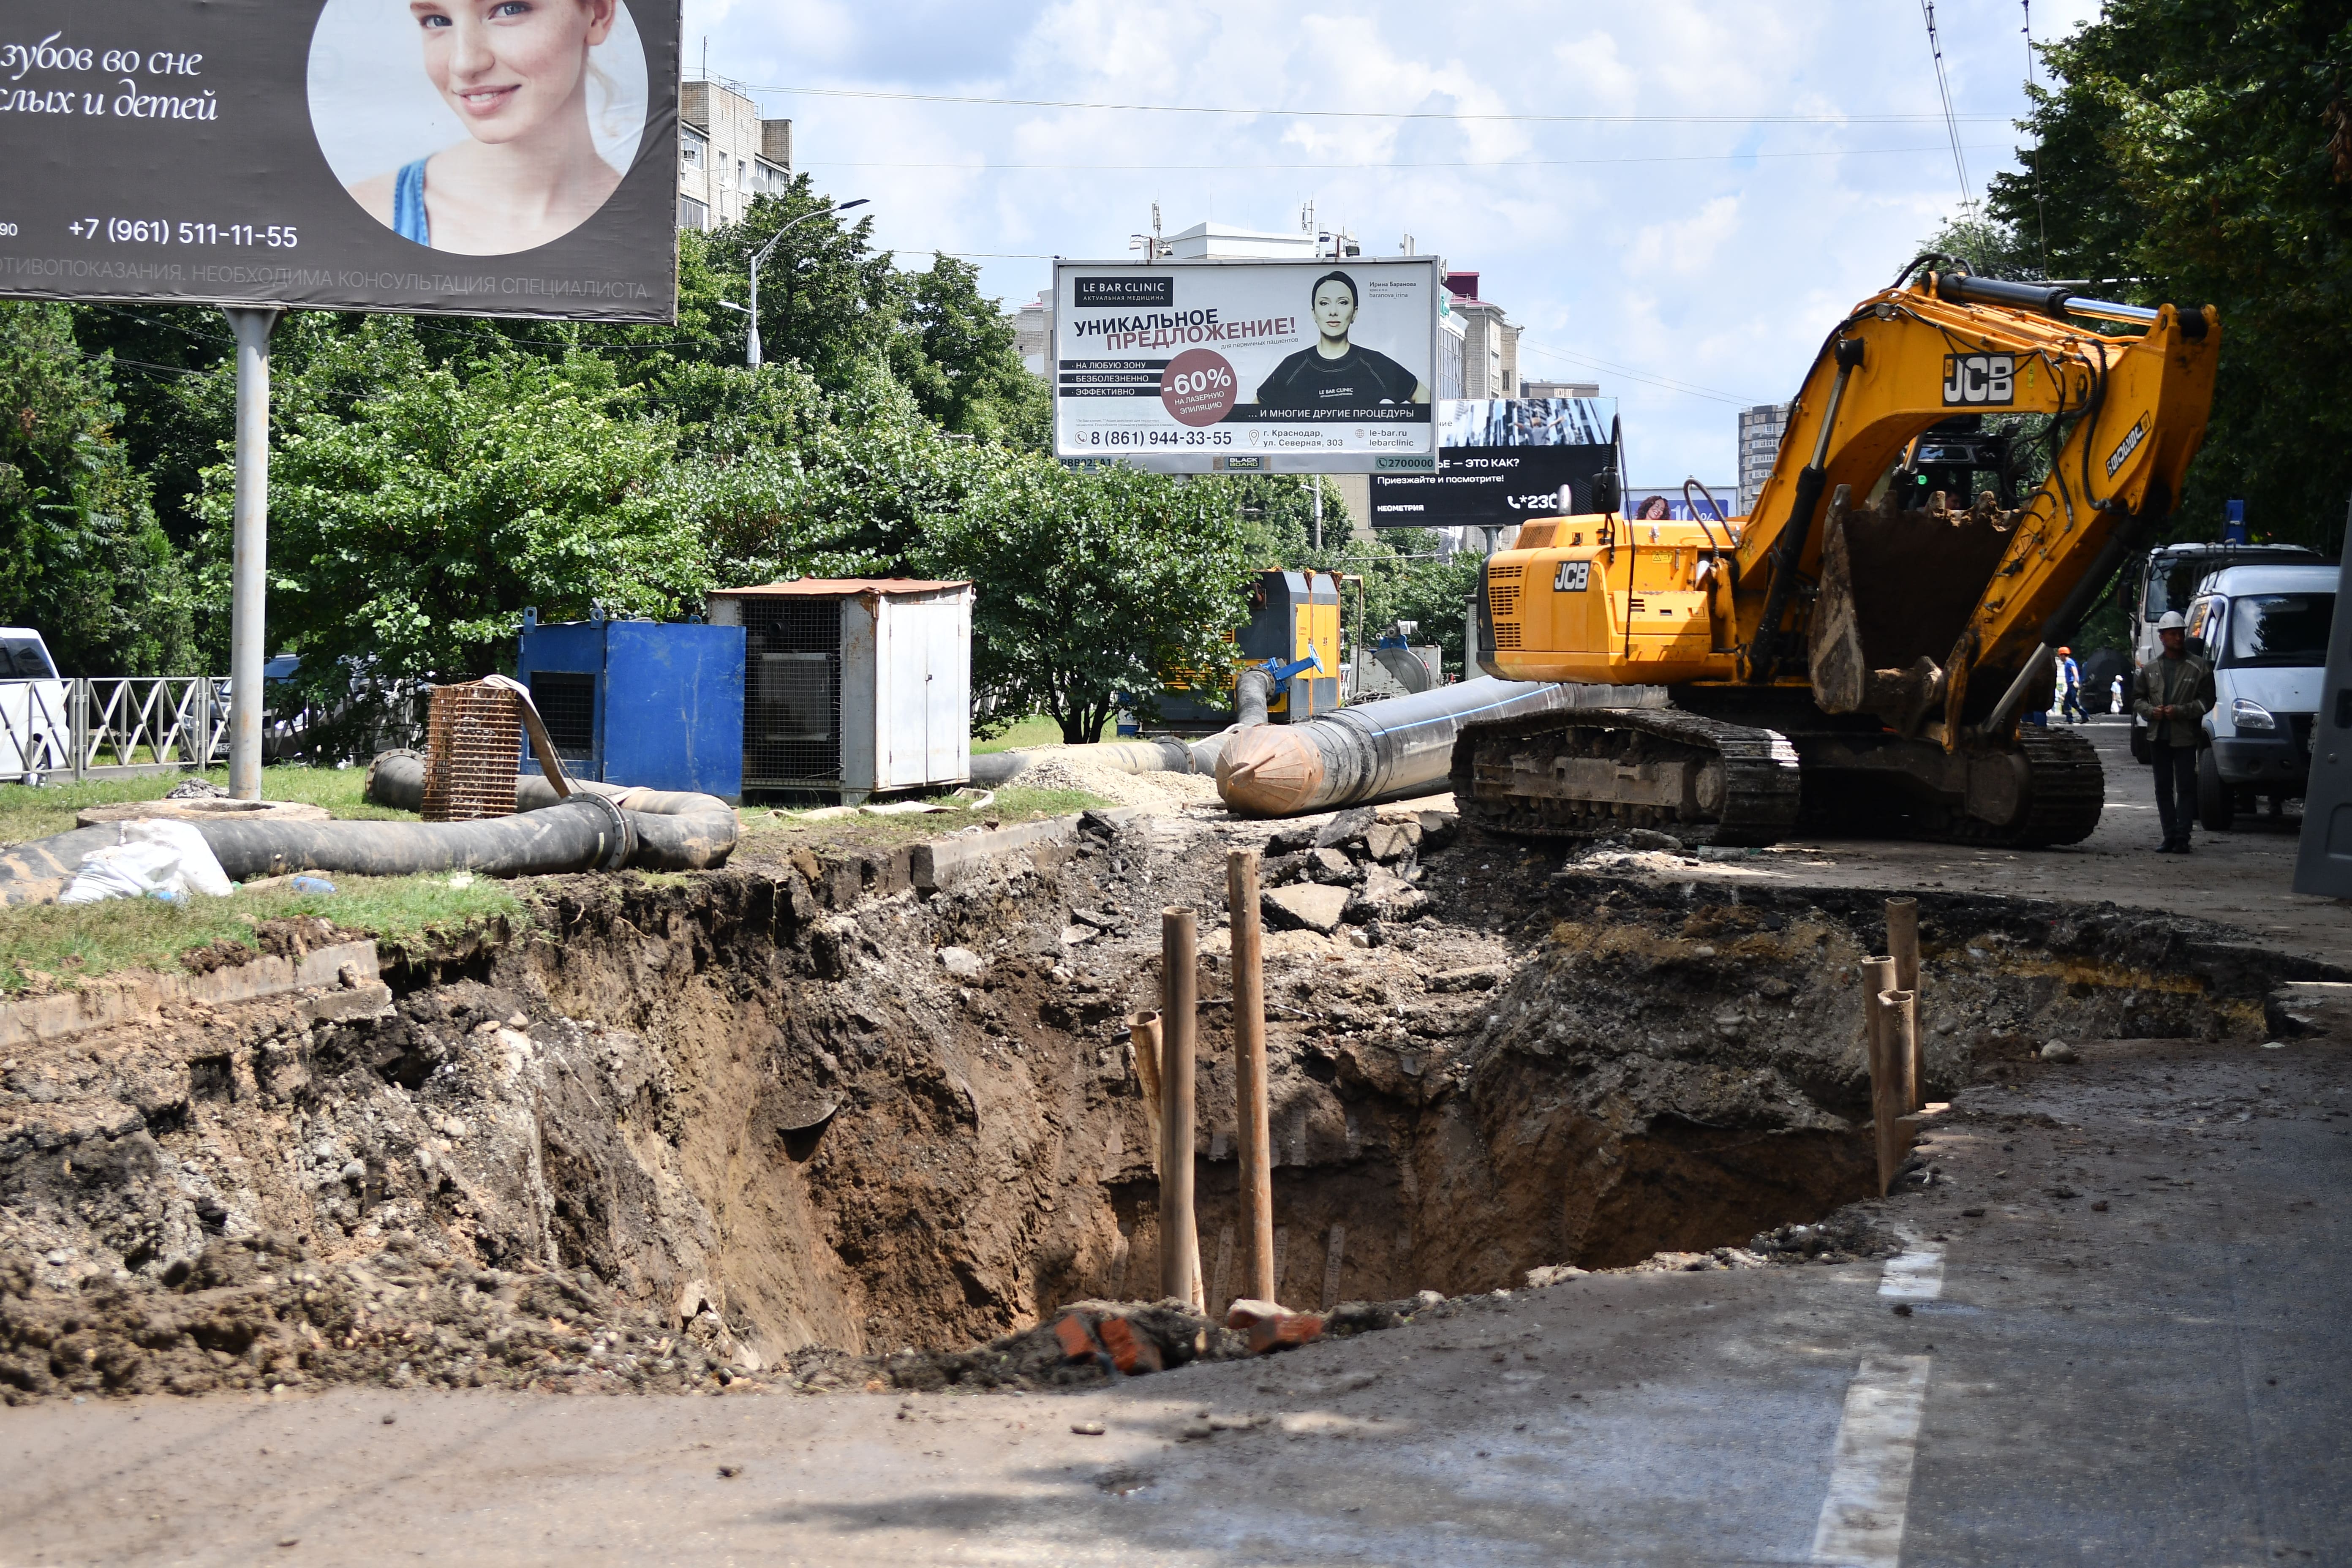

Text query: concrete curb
(0, 939), (382, 1051)
(910, 816), (1083, 896)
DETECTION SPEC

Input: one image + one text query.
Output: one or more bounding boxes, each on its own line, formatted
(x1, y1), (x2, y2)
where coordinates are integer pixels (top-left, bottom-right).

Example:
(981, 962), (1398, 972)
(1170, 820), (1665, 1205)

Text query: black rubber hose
(361, 751), (738, 871)
(0, 797), (634, 908)
(196, 794), (635, 882)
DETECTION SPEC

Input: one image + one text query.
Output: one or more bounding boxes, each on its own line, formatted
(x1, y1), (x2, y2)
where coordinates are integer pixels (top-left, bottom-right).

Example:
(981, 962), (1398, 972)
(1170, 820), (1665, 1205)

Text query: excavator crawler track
(1448, 708), (1802, 847)
(1915, 724), (2105, 847)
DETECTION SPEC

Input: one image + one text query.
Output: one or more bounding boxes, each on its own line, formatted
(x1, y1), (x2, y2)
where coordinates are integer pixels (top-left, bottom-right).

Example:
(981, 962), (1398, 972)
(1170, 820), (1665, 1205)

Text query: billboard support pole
(225, 306), (280, 801)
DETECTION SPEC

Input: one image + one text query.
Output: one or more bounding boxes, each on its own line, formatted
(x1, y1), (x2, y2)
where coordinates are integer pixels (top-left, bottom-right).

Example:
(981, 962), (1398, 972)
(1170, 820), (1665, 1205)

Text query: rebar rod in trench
(1886, 897), (1922, 1108)
(1227, 849), (1276, 1309)
(1160, 908), (1203, 1311)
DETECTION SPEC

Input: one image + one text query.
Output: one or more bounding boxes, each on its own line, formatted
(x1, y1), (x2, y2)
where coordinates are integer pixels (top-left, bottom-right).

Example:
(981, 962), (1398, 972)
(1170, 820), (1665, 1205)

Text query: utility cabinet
(707, 579), (972, 803)
(514, 612), (745, 801)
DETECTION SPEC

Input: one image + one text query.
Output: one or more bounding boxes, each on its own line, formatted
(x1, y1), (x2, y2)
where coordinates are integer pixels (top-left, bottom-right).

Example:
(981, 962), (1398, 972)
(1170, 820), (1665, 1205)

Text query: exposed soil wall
(3, 809), (2329, 1403)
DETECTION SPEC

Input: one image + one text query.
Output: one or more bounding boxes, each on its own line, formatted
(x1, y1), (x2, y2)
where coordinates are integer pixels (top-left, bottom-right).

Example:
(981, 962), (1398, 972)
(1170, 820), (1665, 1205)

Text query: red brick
(1096, 1315), (1164, 1375)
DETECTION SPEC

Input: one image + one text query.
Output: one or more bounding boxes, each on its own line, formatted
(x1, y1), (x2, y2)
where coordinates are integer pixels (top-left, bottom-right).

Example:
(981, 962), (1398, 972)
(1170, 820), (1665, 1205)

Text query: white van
(2186, 564), (2338, 828)
(0, 628), (70, 779)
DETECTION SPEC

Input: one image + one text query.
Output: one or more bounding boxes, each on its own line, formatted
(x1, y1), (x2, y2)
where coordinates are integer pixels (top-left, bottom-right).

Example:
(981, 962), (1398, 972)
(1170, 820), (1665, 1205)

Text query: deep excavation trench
(2, 807), (2331, 1402)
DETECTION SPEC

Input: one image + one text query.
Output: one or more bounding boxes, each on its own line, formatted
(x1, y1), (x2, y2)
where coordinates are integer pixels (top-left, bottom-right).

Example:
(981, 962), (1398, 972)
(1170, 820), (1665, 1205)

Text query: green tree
(0, 302), (194, 674)
(197, 321), (707, 699)
(915, 458), (1255, 743)
(893, 254), (1050, 446)
(1987, 0), (2352, 549)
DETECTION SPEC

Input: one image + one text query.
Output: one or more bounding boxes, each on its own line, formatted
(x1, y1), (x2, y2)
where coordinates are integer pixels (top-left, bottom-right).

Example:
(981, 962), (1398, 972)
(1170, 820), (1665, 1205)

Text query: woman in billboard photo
(1253, 270), (1432, 411)
(345, 0), (626, 254)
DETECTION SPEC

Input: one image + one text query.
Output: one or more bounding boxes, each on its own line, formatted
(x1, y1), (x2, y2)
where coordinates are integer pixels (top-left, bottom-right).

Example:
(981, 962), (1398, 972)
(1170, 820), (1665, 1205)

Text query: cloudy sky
(679, 0), (2102, 481)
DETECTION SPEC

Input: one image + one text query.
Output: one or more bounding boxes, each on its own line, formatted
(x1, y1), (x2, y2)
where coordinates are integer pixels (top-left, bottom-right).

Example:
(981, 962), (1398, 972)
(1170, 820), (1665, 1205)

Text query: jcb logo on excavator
(1941, 353), (2016, 406)
(1554, 561), (1591, 593)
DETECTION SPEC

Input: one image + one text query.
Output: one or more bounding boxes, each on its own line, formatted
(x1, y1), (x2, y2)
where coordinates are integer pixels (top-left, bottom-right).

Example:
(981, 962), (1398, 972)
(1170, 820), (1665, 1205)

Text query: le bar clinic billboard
(0, 0), (681, 320)
(1370, 397), (1618, 528)
(1051, 256), (1440, 474)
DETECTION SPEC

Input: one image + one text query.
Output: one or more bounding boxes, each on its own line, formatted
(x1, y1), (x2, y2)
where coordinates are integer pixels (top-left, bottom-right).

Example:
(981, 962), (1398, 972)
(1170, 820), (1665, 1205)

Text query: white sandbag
(57, 818), (234, 904)
(120, 818), (233, 897)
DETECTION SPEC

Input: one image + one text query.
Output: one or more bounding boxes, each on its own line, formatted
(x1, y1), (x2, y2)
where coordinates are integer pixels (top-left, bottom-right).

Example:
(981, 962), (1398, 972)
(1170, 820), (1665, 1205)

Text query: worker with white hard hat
(2131, 610), (2216, 852)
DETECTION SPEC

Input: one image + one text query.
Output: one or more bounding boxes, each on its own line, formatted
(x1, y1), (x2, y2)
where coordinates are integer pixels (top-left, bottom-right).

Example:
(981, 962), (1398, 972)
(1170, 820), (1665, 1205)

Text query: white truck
(2183, 562), (2338, 828)
(0, 628), (69, 781)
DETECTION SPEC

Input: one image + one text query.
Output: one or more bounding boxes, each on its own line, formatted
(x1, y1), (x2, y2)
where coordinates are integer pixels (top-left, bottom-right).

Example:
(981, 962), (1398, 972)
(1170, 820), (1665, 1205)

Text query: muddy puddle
(1, 807), (2329, 1402)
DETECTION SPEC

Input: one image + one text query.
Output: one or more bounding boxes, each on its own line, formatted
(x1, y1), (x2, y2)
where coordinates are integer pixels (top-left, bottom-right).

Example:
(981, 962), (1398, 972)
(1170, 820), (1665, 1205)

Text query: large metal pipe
(224, 307), (279, 800)
(1215, 677), (1600, 818)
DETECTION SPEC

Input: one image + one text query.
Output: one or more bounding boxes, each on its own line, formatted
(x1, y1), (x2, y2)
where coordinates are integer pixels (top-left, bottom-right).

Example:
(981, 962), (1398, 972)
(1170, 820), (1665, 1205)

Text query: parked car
(0, 628), (69, 779)
(2185, 563), (2339, 828)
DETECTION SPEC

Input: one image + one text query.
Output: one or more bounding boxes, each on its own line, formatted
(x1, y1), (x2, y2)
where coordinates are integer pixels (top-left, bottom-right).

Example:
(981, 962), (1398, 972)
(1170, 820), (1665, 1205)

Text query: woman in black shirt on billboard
(1254, 270), (1432, 411)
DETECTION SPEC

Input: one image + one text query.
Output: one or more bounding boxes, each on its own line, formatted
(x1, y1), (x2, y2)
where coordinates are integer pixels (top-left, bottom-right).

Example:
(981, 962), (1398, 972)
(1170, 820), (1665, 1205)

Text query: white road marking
(1878, 1245), (1945, 1300)
(1810, 1355), (1935, 1565)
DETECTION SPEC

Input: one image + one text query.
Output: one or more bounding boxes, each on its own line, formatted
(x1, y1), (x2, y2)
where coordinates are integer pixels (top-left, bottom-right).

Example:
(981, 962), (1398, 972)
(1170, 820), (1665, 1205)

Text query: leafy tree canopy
(1982, 0), (2352, 550)
(0, 302), (193, 674)
(915, 460), (1255, 743)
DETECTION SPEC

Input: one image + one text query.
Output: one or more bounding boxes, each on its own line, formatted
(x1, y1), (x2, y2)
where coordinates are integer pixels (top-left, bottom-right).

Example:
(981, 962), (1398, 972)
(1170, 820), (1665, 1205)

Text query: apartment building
(678, 79), (792, 231)
(1738, 402), (1792, 515)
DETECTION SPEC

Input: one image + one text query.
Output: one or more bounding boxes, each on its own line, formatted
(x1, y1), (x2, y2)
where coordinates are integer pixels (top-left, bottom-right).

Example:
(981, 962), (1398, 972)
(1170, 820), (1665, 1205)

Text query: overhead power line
(754, 83), (2016, 127)
(1920, 0), (1975, 212)
(1516, 340), (1763, 407)
(804, 142), (2009, 174)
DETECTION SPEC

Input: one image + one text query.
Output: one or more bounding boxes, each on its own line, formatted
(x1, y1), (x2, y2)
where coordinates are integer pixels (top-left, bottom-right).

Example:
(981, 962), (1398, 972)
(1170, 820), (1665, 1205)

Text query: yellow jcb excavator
(1454, 260), (2219, 846)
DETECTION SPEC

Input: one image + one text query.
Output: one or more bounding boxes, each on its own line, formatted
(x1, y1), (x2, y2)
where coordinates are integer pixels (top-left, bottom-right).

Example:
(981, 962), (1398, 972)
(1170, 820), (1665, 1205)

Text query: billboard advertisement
(1371, 397), (1617, 528)
(1051, 257), (1440, 474)
(0, 0), (681, 320)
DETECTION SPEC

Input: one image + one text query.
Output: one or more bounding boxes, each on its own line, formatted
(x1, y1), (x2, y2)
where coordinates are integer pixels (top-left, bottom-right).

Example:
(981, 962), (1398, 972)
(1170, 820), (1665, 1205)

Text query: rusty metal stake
(1160, 908), (1203, 1310)
(1863, 955), (1900, 1196)
(1228, 849), (1275, 1309)
(1886, 897), (1922, 1108)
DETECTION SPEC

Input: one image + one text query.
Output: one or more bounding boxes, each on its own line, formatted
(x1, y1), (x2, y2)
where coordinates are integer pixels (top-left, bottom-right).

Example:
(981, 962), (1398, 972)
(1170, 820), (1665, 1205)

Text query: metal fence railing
(0, 676), (430, 781)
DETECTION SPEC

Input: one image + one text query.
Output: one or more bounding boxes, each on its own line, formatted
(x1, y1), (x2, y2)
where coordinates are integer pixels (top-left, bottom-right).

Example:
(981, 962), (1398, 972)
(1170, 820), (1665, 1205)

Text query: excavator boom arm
(1737, 272), (2218, 709)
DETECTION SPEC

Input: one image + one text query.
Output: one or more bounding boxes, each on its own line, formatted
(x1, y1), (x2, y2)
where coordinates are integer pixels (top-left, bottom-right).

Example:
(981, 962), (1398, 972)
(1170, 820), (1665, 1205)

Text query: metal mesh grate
(528, 670), (596, 760)
(742, 597), (842, 786)
(421, 681), (521, 821)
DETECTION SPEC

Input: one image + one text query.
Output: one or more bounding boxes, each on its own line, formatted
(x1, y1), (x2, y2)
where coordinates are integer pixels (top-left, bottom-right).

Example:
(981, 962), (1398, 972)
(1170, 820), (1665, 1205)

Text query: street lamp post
(730, 197), (868, 370)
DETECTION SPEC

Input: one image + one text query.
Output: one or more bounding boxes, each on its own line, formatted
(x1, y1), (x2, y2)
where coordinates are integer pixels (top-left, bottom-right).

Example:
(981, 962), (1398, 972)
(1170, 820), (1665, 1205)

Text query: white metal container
(708, 580), (973, 801)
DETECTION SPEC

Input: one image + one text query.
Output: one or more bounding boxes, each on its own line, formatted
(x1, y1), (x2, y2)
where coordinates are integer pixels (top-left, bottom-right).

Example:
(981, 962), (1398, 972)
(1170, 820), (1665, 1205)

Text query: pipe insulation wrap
(1216, 677), (1608, 817)
(967, 732), (1234, 788)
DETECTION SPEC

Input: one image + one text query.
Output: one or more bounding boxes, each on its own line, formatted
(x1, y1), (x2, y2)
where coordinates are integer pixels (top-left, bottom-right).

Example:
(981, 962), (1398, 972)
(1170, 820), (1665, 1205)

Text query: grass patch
(0, 765), (416, 847)
(972, 714), (1115, 753)
(0, 872), (525, 995)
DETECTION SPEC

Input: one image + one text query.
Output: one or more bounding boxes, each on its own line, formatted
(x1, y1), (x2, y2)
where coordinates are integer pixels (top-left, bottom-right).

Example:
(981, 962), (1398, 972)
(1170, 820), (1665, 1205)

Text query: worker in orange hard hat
(2056, 645), (2085, 724)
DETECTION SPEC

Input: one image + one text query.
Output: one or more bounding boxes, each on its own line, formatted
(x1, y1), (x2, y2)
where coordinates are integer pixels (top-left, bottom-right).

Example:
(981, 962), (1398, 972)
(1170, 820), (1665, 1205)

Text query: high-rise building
(1739, 403), (1792, 515)
(678, 79), (792, 231)
(1522, 379), (1600, 399)
(1440, 272), (1519, 400)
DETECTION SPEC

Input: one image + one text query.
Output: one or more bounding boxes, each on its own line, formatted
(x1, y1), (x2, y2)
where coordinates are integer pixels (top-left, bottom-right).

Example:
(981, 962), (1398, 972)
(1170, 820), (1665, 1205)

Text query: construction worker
(2057, 646), (2085, 724)
(2132, 611), (2216, 853)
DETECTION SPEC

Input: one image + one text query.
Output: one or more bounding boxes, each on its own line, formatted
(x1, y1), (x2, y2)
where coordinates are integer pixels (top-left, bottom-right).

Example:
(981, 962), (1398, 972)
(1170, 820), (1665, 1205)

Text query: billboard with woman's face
(1051, 257), (1440, 474)
(0, 0), (679, 319)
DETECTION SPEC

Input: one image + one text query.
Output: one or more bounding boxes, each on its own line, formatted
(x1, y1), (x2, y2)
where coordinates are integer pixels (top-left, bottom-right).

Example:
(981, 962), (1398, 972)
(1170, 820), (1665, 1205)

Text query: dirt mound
(0, 1232), (728, 1404)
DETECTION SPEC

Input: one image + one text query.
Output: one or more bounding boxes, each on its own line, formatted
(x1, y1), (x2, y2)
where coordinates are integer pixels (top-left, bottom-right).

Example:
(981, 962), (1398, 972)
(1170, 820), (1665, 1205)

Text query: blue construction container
(514, 610), (745, 802)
